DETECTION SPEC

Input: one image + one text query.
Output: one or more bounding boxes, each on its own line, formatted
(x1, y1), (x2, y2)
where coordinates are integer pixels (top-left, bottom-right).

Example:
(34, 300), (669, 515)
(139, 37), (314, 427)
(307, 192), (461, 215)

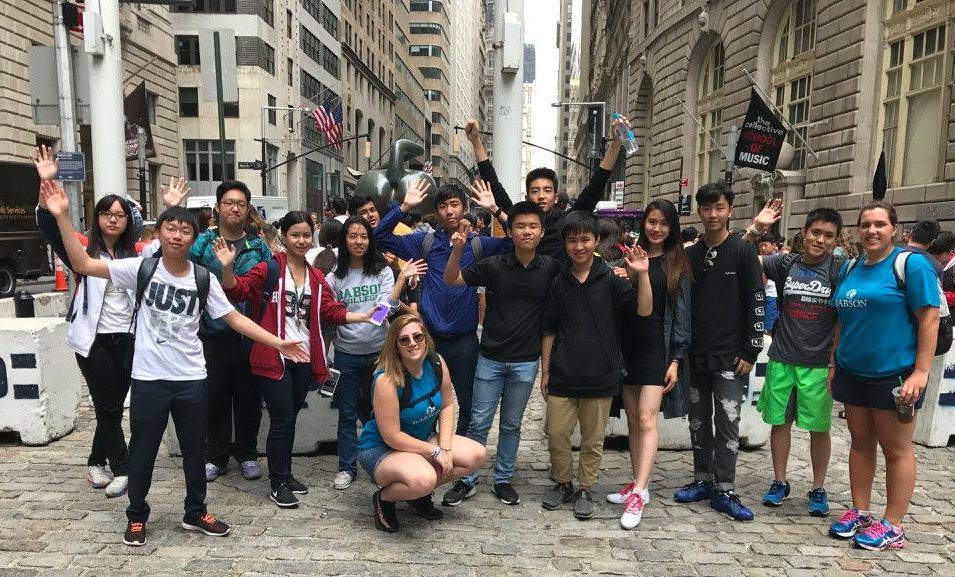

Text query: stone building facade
(577, 0), (955, 237)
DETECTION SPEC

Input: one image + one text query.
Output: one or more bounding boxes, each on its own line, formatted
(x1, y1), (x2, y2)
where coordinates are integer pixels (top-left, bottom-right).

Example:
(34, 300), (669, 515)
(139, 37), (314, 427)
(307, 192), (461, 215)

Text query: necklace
(287, 264), (307, 328)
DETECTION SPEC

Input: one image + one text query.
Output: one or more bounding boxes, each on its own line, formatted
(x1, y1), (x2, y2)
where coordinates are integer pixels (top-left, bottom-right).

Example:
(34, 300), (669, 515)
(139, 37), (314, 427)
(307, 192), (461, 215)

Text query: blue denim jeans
(333, 350), (379, 475)
(463, 355), (539, 486)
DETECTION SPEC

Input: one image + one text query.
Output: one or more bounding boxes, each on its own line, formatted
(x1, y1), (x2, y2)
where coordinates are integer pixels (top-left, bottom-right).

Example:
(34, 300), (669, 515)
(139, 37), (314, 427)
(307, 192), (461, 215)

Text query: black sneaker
(493, 482), (521, 505)
(123, 521), (146, 546)
(270, 483), (300, 508)
(541, 482), (575, 510)
(407, 493), (444, 520)
(573, 488), (595, 520)
(373, 489), (399, 533)
(288, 476), (309, 495)
(442, 480), (476, 507)
(181, 513), (231, 537)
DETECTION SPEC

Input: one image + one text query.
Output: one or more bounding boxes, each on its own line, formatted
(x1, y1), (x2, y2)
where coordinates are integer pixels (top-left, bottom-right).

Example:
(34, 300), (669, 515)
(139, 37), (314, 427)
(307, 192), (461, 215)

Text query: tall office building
(555, 0), (580, 193)
(521, 44), (536, 176)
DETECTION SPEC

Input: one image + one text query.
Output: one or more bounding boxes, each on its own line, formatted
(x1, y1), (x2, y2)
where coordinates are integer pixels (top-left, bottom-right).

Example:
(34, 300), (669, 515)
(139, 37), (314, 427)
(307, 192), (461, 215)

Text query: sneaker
(853, 518), (906, 551)
(710, 491), (755, 521)
(492, 482), (521, 506)
(607, 480), (636, 505)
(270, 483), (299, 508)
(240, 460), (262, 480)
(807, 488), (830, 517)
(541, 482), (575, 510)
(407, 494), (444, 520)
(762, 480), (791, 507)
(105, 475), (128, 498)
(288, 476), (309, 495)
(442, 480), (476, 507)
(572, 488), (595, 520)
(829, 508), (873, 539)
(205, 463), (224, 482)
(373, 489), (399, 533)
(674, 480), (714, 503)
(87, 465), (112, 489)
(620, 489), (649, 530)
(123, 521), (146, 547)
(181, 513), (231, 537)
(333, 471), (355, 490)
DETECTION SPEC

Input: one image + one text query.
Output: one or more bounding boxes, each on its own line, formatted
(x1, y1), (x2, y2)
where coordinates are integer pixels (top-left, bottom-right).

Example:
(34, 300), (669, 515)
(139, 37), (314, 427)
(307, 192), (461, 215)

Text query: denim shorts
(357, 444), (393, 480)
(832, 362), (923, 411)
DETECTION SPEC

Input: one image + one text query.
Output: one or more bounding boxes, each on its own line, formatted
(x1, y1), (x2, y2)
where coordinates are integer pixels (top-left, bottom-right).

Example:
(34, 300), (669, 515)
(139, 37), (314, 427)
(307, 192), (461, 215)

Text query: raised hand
(610, 114), (632, 134)
(277, 340), (309, 363)
(39, 180), (69, 217)
(33, 145), (59, 182)
(468, 178), (497, 213)
(161, 176), (190, 208)
(623, 245), (650, 276)
(399, 259), (428, 280)
(464, 119), (481, 143)
(754, 198), (783, 231)
(450, 231), (467, 250)
(401, 179), (431, 211)
(212, 236), (237, 269)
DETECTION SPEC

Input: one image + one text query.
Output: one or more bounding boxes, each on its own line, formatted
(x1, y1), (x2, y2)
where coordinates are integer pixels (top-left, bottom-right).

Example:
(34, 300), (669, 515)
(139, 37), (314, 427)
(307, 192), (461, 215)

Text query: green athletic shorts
(756, 360), (833, 432)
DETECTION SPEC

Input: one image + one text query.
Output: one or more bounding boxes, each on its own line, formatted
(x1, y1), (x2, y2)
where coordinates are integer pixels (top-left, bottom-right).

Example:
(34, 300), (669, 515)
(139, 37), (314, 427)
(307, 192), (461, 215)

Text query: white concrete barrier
(913, 350), (955, 447)
(0, 291), (70, 318)
(0, 318), (81, 445)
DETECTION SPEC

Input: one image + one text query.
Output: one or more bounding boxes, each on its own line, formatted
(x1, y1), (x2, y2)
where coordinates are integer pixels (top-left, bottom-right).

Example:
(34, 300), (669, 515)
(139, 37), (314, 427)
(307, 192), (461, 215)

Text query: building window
(410, 1), (444, 13)
(409, 44), (446, 62)
(183, 139), (236, 182)
(772, 0), (817, 170)
(696, 41), (725, 187)
(178, 87), (199, 117)
(776, 0), (816, 65)
(286, 9), (292, 38)
(410, 22), (448, 40)
(301, 70), (330, 104)
(419, 67), (448, 83)
(881, 23), (947, 186)
(261, 0), (273, 26)
(268, 94), (277, 125)
(146, 91), (158, 125)
(303, 0), (339, 38)
(224, 101), (239, 117)
(175, 35), (200, 65)
(175, 0), (236, 12)
(263, 43), (275, 75)
(266, 144), (279, 195)
(301, 27), (340, 78)
(287, 58), (294, 86)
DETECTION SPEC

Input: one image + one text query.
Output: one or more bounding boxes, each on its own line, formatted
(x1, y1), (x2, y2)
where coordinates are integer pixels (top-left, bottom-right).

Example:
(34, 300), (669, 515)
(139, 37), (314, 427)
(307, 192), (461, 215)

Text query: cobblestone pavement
(1, 390), (953, 577)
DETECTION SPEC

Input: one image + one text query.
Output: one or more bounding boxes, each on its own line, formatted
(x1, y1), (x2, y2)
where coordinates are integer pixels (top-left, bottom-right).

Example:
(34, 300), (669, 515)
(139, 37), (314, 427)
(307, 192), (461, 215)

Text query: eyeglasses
(397, 332), (426, 347)
(98, 211), (127, 221)
(220, 200), (248, 210)
(703, 248), (717, 272)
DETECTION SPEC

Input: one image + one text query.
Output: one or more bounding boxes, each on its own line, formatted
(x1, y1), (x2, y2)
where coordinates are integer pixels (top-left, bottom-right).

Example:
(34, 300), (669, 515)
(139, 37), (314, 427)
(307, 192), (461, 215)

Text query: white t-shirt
(108, 257), (234, 381)
(97, 278), (134, 334)
(282, 266), (311, 353)
(765, 278), (778, 298)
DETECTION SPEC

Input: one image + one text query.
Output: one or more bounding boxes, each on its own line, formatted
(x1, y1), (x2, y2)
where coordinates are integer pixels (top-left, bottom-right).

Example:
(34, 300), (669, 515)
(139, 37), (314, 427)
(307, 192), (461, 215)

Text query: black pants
(434, 332), (480, 436)
(75, 333), (133, 476)
(126, 378), (207, 523)
(258, 361), (311, 490)
(203, 332), (261, 467)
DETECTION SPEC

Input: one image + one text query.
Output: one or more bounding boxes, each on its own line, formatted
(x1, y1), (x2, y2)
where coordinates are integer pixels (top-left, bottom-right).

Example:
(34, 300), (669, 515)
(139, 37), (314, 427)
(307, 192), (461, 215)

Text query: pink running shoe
(606, 481), (636, 505)
(620, 489), (648, 530)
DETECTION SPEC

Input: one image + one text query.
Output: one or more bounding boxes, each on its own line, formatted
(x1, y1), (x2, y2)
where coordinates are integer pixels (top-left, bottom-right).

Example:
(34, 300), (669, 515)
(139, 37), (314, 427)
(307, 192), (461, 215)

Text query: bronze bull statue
(354, 139), (437, 216)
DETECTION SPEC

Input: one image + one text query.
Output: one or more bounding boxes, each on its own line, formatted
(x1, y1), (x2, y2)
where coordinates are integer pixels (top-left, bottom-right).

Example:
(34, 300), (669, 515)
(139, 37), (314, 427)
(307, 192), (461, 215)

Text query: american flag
(311, 98), (343, 150)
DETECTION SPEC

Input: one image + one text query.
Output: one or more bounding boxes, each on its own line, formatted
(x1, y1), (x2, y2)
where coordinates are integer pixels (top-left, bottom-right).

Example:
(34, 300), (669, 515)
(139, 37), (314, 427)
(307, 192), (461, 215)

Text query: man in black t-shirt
(440, 202), (560, 507)
(675, 183), (765, 522)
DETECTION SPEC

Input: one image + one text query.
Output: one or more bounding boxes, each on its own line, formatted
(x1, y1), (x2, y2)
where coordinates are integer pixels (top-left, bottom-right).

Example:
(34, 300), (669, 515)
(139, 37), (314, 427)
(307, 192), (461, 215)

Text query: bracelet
(430, 446), (441, 460)
(746, 224), (762, 237)
(441, 447), (452, 452)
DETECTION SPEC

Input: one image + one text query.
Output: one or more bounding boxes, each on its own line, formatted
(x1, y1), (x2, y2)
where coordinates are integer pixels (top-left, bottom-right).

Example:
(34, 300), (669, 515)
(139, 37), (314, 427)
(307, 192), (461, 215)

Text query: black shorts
(831, 363), (925, 411)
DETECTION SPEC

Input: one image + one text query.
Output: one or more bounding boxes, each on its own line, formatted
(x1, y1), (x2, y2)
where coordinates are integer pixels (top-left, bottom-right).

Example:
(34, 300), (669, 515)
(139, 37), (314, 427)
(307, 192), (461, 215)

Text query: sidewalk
(0, 389), (953, 576)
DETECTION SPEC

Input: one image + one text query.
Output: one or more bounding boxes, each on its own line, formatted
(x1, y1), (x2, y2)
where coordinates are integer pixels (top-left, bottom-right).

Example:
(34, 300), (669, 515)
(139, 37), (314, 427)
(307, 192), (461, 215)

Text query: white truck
(185, 195), (289, 223)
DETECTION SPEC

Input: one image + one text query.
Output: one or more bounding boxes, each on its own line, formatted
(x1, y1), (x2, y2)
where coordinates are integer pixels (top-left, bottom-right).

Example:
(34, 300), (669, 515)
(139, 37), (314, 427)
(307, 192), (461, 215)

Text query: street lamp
(552, 100), (608, 161)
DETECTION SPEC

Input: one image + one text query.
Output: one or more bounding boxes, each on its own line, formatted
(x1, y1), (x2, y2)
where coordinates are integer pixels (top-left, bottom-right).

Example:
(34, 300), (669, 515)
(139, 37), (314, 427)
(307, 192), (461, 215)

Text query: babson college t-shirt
(108, 257), (234, 381)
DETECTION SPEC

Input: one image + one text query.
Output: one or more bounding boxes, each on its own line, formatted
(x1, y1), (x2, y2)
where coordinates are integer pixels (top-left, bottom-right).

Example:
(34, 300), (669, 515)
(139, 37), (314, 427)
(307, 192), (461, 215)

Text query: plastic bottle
(612, 113), (638, 156)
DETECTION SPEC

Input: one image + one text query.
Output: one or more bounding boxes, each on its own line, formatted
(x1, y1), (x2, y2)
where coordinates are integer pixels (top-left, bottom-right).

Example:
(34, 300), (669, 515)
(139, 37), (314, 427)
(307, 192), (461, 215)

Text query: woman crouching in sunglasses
(357, 315), (486, 532)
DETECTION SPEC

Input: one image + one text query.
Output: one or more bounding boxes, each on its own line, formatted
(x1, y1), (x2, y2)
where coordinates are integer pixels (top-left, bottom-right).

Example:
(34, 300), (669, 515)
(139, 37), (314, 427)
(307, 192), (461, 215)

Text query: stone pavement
(1, 390), (953, 577)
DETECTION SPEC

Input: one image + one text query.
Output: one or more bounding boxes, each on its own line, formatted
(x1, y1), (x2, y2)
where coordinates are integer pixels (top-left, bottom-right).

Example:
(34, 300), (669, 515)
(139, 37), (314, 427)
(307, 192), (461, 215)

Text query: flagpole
(263, 132), (369, 180)
(678, 100), (729, 159)
(739, 66), (818, 161)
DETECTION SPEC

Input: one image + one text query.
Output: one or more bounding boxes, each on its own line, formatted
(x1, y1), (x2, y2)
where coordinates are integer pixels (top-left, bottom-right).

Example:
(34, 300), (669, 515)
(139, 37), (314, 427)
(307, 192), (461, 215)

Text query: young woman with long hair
(33, 146), (142, 498)
(326, 216), (427, 490)
(357, 315), (486, 532)
(216, 211), (375, 508)
(607, 199), (692, 530)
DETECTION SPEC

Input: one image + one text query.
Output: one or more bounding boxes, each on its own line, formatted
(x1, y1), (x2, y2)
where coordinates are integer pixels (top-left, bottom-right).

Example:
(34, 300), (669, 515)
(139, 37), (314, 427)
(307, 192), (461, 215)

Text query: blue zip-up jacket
(374, 205), (511, 335)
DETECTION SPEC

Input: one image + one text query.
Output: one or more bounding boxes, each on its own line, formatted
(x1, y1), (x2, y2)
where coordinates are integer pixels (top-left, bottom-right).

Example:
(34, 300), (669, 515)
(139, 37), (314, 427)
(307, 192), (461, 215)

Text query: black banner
(585, 104), (604, 159)
(734, 89), (787, 172)
(124, 82), (156, 161)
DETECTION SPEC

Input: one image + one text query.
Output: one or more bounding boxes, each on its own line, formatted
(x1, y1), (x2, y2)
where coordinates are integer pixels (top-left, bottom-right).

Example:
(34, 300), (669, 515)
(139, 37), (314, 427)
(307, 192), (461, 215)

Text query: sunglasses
(703, 247), (717, 272)
(397, 332), (426, 348)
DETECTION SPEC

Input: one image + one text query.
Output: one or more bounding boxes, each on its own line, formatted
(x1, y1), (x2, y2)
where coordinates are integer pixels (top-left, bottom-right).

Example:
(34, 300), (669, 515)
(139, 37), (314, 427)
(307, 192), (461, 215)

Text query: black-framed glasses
(703, 248), (717, 272)
(398, 333), (426, 347)
(98, 211), (127, 221)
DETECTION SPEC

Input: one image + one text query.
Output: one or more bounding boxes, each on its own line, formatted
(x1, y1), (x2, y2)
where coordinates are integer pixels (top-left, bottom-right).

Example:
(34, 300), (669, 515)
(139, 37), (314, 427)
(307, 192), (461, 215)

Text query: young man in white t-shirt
(41, 182), (307, 547)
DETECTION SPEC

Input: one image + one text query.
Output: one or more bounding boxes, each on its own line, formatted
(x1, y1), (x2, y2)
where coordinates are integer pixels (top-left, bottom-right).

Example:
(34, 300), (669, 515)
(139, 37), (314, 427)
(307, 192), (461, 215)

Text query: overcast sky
(525, 0), (561, 168)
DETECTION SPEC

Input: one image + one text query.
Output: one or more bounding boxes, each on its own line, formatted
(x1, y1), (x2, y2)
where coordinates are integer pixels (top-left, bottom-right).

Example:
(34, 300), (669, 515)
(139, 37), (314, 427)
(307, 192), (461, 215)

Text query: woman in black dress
(607, 199), (692, 530)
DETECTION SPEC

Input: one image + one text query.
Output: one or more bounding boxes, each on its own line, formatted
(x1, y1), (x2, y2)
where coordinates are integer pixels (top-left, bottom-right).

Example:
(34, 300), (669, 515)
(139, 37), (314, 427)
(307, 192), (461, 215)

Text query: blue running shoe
(807, 488), (830, 517)
(762, 480), (790, 507)
(710, 491), (754, 521)
(674, 480), (714, 503)
(829, 508), (873, 538)
(853, 519), (905, 551)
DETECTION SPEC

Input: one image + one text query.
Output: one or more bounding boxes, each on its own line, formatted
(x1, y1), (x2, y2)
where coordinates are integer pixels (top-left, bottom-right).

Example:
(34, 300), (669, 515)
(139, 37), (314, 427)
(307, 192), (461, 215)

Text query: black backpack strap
(399, 353), (444, 409)
(193, 263), (211, 315)
(258, 258), (281, 320)
(777, 253), (800, 286)
(130, 257), (161, 331)
(419, 231), (436, 261)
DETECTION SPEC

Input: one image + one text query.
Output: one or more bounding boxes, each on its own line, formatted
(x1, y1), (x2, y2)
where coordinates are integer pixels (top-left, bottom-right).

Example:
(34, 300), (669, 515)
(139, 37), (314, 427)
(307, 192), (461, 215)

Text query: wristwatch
(494, 207), (504, 218)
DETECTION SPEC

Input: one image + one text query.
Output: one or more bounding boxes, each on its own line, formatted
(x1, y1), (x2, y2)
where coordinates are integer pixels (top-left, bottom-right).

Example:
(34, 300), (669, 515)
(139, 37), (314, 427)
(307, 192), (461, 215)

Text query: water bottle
(612, 113), (639, 156)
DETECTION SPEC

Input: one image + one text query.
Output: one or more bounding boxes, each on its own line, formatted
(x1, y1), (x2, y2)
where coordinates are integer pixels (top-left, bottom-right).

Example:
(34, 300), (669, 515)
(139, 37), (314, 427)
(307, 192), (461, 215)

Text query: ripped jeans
(688, 364), (745, 493)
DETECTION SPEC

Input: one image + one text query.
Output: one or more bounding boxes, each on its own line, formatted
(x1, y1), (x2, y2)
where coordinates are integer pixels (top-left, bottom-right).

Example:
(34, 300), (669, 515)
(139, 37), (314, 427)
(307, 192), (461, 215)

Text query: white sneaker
(87, 465), (112, 489)
(105, 475), (128, 498)
(620, 489), (650, 530)
(333, 471), (355, 490)
(607, 480), (636, 505)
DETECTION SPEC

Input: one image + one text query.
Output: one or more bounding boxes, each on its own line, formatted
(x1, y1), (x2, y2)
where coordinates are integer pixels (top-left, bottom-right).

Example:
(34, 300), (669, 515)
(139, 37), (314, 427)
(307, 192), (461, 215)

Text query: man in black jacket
(674, 183), (764, 522)
(464, 118), (627, 260)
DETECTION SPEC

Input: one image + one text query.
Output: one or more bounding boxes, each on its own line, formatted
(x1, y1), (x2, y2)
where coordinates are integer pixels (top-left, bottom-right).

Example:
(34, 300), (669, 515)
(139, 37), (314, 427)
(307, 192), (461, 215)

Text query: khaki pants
(546, 395), (613, 488)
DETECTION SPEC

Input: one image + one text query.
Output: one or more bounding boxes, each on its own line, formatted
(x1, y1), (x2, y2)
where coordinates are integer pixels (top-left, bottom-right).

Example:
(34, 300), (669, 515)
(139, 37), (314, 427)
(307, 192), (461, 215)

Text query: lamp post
(552, 100), (608, 174)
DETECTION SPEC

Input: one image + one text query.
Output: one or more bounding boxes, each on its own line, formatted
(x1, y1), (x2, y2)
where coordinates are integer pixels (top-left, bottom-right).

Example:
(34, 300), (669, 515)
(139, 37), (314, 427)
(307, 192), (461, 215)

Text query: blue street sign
(54, 152), (86, 182)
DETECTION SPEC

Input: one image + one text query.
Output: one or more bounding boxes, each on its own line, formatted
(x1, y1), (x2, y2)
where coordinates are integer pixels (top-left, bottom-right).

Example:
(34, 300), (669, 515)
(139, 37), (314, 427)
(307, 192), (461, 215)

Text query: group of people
(30, 111), (948, 553)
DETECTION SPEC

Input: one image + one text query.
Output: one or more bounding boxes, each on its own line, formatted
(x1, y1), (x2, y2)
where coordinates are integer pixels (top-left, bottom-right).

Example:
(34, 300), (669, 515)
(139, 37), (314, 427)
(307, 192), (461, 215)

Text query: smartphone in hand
(369, 303), (390, 326)
(319, 368), (341, 397)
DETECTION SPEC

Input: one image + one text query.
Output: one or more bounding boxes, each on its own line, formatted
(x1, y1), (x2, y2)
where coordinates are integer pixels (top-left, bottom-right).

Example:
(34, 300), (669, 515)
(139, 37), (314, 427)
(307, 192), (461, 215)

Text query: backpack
(130, 257), (211, 331)
(258, 258), (282, 322)
(355, 353), (443, 425)
(419, 231), (483, 262)
(843, 251), (952, 356)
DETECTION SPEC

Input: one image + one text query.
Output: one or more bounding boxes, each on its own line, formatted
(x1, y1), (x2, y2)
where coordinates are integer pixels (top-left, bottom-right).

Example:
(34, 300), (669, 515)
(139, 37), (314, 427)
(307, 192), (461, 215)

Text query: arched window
(772, 0), (816, 170)
(696, 42), (725, 187)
